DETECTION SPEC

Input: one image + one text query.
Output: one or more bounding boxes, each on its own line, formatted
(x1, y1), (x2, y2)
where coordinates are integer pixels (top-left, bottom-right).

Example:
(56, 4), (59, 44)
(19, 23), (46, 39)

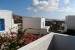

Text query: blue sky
(0, 0), (75, 19)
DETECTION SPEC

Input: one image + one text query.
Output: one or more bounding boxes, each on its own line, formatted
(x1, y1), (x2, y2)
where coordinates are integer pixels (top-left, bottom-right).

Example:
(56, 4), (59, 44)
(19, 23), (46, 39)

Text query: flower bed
(0, 32), (41, 50)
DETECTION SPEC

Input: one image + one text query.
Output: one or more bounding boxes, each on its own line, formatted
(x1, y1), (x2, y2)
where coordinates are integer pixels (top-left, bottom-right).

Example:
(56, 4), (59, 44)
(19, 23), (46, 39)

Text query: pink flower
(37, 36), (41, 39)
(16, 46), (20, 49)
(23, 38), (32, 44)
(2, 36), (8, 40)
(10, 32), (16, 35)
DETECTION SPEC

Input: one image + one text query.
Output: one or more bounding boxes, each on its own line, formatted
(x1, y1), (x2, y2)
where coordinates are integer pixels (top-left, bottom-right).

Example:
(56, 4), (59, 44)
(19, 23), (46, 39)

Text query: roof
(0, 9), (12, 12)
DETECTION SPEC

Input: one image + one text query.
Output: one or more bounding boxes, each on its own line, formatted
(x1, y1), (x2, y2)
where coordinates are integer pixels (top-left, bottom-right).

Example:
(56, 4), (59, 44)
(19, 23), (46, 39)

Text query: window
(0, 19), (5, 31)
(42, 22), (44, 28)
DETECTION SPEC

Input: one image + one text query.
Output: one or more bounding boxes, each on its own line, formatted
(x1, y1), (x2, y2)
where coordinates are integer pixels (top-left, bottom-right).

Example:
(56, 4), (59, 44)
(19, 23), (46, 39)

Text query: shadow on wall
(48, 34), (75, 50)
(54, 34), (75, 50)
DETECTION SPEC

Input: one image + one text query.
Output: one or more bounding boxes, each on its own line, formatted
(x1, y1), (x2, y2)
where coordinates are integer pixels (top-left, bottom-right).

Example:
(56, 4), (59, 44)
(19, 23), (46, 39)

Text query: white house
(23, 17), (45, 29)
(65, 15), (75, 30)
(0, 10), (18, 33)
(23, 17), (49, 34)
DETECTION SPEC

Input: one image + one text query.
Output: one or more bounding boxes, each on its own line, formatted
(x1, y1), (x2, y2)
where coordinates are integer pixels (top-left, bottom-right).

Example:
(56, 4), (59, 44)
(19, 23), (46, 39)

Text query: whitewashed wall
(66, 15), (75, 30)
(41, 17), (45, 28)
(23, 17), (47, 34)
(43, 26), (50, 32)
(23, 17), (41, 29)
(11, 19), (18, 33)
(18, 33), (54, 50)
(0, 10), (12, 32)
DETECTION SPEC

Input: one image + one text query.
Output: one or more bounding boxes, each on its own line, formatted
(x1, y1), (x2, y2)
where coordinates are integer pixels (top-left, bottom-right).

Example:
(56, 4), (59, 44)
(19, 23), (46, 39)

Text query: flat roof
(0, 9), (12, 12)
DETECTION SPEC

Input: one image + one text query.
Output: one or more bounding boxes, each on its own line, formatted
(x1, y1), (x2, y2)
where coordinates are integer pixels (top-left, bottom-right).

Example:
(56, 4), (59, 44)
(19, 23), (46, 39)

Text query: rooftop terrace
(18, 33), (75, 50)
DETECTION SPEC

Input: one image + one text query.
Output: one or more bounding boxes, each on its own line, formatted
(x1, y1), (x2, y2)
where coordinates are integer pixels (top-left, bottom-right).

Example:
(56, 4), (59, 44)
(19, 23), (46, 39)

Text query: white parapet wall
(18, 33), (54, 50)
(43, 26), (50, 32)
(18, 33), (75, 50)
(0, 10), (12, 32)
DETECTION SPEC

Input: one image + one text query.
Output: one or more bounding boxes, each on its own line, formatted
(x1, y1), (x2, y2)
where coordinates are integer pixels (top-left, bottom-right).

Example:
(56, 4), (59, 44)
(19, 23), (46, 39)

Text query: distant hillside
(12, 14), (23, 23)
(12, 14), (65, 23)
(13, 14), (22, 20)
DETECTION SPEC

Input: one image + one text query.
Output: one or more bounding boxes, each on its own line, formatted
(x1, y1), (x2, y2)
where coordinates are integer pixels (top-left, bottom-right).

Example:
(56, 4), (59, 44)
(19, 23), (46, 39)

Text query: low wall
(18, 33), (75, 50)
(43, 26), (50, 32)
(25, 28), (47, 34)
(18, 33), (54, 50)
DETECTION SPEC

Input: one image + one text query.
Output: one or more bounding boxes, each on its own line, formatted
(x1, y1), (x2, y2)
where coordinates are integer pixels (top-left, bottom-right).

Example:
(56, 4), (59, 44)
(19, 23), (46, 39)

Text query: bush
(0, 32), (41, 50)
(0, 28), (42, 50)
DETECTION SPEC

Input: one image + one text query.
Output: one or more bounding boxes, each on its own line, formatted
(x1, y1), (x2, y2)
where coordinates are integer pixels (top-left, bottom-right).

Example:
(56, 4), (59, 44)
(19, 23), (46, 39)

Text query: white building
(0, 10), (18, 33)
(65, 15), (75, 30)
(23, 17), (49, 34)
(23, 17), (45, 29)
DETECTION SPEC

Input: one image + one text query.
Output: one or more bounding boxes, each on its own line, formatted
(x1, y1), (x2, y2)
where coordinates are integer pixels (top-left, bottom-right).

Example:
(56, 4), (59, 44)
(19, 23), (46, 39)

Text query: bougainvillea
(0, 32), (41, 50)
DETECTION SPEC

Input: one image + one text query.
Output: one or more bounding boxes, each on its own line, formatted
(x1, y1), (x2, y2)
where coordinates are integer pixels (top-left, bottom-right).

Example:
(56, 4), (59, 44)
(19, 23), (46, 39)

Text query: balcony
(18, 33), (75, 50)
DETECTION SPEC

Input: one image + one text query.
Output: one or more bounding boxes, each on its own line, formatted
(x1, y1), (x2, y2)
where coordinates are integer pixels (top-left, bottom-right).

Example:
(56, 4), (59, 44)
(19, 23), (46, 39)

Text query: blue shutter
(0, 19), (5, 31)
